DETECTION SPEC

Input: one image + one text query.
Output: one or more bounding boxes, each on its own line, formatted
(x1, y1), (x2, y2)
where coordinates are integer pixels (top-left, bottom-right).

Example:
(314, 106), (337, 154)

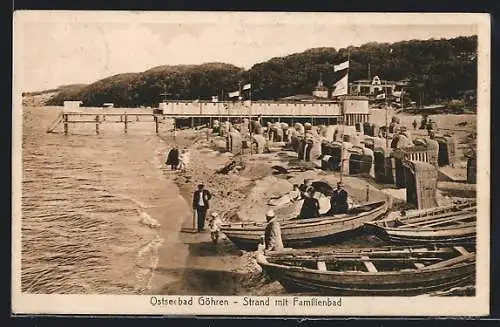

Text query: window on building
(360, 86), (370, 94)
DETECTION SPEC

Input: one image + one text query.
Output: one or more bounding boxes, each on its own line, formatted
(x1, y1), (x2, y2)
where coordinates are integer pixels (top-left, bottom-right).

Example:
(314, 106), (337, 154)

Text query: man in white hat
(264, 210), (284, 252)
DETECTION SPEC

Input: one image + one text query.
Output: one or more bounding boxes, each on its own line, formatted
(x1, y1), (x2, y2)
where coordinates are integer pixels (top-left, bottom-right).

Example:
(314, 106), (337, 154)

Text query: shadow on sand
(155, 267), (247, 295)
(187, 241), (242, 257)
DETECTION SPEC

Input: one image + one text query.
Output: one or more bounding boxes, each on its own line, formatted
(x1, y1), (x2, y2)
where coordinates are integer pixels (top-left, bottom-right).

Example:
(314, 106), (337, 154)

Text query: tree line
(45, 35), (477, 107)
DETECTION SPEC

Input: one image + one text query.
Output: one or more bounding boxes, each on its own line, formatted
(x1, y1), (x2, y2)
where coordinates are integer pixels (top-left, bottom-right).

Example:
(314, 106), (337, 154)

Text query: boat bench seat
(317, 261), (327, 271)
(361, 256), (378, 272)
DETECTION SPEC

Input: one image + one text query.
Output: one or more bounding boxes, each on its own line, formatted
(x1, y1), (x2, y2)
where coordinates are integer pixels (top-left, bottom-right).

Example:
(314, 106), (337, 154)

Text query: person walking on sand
(209, 212), (223, 244)
(165, 147), (179, 170)
(177, 149), (186, 172)
(412, 119), (418, 130)
(264, 210), (284, 252)
(192, 184), (212, 232)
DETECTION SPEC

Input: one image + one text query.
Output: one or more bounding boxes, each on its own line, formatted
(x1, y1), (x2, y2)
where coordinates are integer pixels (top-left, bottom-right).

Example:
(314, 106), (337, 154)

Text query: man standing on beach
(264, 210), (284, 252)
(192, 184), (212, 232)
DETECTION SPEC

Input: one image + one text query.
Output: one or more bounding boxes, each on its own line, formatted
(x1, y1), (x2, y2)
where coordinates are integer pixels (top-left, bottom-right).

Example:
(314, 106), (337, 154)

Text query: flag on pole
(228, 90), (240, 98)
(331, 74), (348, 97)
(242, 83), (251, 90)
(334, 61), (349, 72)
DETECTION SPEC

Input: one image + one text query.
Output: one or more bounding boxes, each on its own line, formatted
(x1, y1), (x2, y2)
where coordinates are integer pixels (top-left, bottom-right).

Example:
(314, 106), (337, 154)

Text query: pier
(47, 97), (371, 135)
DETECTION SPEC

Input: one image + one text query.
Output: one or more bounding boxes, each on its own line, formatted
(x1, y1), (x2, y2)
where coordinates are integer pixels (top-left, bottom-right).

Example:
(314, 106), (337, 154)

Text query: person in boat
(329, 181), (349, 215)
(289, 184), (301, 202)
(264, 210), (284, 252)
(299, 179), (315, 198)
(192, 184), (212, 232)
(209, 212), (223, 244)
(298, 189), (320, 219)
(165, 147), (179, 170)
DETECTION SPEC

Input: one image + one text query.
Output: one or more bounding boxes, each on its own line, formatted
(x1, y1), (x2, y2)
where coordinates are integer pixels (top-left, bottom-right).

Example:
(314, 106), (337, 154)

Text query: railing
(58, 112), (164, 135)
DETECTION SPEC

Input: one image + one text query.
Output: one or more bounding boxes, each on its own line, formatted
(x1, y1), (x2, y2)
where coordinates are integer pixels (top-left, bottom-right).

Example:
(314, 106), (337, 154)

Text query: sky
(16, 12), (479, 92)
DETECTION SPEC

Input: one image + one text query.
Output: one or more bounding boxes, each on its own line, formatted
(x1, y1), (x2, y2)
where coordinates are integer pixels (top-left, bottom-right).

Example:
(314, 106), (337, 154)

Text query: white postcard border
(12, 11), (491, 316)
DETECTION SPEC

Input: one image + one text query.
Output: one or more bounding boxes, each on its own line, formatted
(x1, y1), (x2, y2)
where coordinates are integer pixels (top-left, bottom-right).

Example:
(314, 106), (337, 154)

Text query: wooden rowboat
(256, 245), (475, 296)
(364, 200), (476, 245)
(220, 200), (388, 251)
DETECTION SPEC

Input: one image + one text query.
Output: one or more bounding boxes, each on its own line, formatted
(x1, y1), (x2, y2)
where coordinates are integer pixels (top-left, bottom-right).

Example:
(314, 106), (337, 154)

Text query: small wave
(134, 235), (164, 293)
(138, 211), (161, 229)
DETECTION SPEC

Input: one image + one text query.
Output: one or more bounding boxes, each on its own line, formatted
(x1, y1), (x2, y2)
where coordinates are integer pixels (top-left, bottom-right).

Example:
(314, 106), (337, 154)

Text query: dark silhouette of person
(298, 190), (320, 219)
(166, 147), (179, 170)
(192, 184), (212, 232)
(329, 181), (349, 215)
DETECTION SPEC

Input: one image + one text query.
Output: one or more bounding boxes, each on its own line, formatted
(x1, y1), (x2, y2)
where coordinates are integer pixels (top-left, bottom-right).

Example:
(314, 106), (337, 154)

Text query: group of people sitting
(297, 179), (349, 219)
(262, 179), (350, 252)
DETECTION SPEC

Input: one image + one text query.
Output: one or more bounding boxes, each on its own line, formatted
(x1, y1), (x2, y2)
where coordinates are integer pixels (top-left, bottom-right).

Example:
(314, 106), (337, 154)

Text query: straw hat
(265, 210), (275, 219)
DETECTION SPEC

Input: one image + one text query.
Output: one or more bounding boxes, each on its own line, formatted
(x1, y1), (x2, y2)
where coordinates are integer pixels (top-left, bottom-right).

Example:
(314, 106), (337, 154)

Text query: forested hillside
(44, 35), (476, 107)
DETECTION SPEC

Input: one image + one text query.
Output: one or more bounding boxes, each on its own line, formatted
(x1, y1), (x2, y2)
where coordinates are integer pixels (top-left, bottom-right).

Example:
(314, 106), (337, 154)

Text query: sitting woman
(298, 190), (320, 219)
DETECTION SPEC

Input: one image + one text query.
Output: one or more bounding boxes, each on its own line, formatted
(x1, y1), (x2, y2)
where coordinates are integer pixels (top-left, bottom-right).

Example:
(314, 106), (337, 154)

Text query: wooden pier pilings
(56, 112), (165, 135)
(53, 111), (347, 136)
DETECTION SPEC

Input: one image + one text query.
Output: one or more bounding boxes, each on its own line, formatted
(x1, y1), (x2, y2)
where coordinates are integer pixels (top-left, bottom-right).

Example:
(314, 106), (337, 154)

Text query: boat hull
(365, 223), (476, 246)
(365, 200), (477, 246)
(221, 201), (388, 251)
(257, 247), (476, 296)
(260, 261), (475, 296)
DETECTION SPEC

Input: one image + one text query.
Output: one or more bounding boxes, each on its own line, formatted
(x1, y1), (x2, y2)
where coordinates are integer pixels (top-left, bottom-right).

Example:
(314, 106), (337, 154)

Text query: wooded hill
(44, 35), (477, 107)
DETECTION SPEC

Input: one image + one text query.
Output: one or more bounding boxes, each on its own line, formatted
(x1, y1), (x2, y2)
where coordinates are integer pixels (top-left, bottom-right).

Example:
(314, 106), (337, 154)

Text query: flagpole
(249, 80), (253, 156)
(340, 50), (350, 183)
(385, 80), (389, 149)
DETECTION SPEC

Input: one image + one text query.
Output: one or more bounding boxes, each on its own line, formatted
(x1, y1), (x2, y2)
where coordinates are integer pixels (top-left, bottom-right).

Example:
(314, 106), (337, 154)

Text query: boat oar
(423, 252), (475, 269)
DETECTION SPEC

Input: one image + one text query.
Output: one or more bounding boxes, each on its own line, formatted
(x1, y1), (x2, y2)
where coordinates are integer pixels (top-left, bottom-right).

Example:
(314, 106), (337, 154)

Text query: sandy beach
(21, 105), (477, 296)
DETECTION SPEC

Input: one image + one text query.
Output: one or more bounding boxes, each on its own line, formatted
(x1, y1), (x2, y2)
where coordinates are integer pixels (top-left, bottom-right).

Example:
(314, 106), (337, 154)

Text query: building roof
(350, 79), (409, 85)
(280, 94), (336, 102)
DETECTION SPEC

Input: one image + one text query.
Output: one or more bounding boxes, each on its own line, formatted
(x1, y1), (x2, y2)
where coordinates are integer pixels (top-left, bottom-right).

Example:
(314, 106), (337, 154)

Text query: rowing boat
(220, 200), (388, 251)
(256, 245), (475, 296)
(364, 199), (476, 245)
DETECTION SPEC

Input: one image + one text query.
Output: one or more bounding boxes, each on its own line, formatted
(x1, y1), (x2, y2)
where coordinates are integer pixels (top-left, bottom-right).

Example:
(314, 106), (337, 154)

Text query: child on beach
(209, 212), (223, 244)
(178, 148), (190, 172)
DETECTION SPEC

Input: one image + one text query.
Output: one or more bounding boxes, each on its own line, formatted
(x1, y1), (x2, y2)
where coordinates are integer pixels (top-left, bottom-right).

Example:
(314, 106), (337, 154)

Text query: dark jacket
(299, 197), (320, 219)
(166, 148), (179, 166)
(192, 189), (212, 209)
(329, 188), (349, 214)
